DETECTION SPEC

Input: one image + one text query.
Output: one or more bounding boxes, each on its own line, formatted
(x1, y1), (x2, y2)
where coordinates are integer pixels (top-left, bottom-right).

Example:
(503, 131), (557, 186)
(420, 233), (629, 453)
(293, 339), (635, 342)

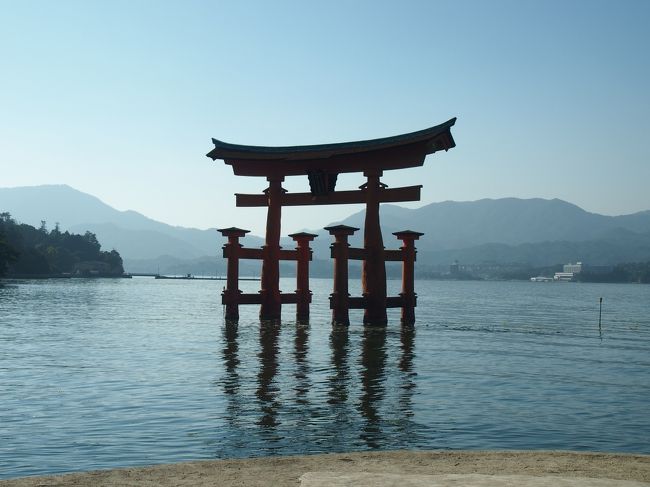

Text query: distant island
(0, 212), (124, 278)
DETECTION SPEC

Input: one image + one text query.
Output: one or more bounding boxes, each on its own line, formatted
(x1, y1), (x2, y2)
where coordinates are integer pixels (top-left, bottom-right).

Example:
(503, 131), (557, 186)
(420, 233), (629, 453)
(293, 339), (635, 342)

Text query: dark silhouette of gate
(207, 118), (456, 325)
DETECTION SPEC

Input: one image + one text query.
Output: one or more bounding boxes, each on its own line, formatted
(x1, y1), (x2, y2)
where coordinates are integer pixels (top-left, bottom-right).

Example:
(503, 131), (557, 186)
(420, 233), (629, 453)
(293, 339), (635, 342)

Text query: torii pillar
(260, 176), (284, 320)
(218, 226), (250, 320)
(290, 231), (318, 321)
(326, 224), (359, 326)
(393, 230), (424, 325)
(362, 169), (388, 326)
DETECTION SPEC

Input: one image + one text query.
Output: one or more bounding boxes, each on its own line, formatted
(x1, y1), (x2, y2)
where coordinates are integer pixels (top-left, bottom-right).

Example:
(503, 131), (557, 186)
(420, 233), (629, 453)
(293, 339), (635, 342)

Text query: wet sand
(2, 450), (649, 486)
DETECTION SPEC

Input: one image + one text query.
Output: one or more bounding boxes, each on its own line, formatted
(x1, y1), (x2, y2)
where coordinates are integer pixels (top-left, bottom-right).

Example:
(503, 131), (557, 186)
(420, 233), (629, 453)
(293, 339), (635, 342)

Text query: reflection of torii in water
(207, 118), (456, 325)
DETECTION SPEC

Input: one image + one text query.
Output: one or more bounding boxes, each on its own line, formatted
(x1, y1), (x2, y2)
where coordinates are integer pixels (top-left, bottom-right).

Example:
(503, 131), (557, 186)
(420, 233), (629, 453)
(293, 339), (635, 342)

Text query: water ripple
(1, 278), (649, 479)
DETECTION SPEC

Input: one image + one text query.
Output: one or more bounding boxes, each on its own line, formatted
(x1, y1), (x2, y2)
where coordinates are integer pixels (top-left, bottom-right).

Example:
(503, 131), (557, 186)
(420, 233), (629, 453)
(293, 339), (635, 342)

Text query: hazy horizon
(2, 183), (649, 234)
(2, 1), (649, 234)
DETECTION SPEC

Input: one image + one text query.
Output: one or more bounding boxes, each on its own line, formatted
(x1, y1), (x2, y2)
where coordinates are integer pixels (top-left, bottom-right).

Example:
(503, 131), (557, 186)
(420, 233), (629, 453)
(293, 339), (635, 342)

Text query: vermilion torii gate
(207, 118), (456, 325)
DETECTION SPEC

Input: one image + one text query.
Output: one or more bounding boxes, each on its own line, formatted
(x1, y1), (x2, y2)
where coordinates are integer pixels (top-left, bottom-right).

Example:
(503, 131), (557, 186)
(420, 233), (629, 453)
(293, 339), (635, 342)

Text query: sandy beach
(2, 450), (649, 486)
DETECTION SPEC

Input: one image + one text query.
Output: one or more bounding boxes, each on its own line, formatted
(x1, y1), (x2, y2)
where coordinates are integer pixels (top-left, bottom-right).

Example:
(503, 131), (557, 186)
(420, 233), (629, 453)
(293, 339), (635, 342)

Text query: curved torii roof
(206, 118), (456, 177)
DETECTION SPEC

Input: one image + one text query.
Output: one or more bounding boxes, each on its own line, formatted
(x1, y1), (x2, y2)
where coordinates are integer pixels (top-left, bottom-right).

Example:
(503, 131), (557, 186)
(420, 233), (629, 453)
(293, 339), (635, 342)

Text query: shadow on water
(328, 324), (350, 406)
(359, 325), (387, 448)
(294, 320), (310, 405)
(400, 324), (415, 376)
(234, 319), (419, 450)
(221, 320), (241, 432)
(257, 320), (281, 429)
(398, 324), (417, 440)
(222, 319), (240, 396)
(217, 316), (419, 454)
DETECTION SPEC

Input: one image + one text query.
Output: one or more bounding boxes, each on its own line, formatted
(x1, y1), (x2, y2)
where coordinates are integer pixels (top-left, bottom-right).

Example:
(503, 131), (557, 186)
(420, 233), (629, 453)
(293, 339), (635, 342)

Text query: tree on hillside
(0, 232), (19, 278)
(0, 213), (124, 276)
(0, 213), (19, 277)
(103, 249), (124, 273)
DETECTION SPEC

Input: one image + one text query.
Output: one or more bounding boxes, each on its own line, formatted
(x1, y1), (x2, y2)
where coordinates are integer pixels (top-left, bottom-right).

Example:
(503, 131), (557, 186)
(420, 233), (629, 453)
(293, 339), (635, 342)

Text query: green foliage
(0, 213), (18, 276)
(0, 214), (20, 277)
(0, 212), (124, 277)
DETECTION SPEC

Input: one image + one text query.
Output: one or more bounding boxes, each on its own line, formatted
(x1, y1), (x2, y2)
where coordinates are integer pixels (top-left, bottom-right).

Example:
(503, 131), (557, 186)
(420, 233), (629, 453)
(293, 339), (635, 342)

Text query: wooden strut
(218, 225), (316, 322)
(220, 177), (423, 325)
(290, 232), (318, 321)
(326, 224), (423, 325)
(217, 227), (249, 320)
(325, 225), (357, 326)
(235, 185), (422, 207)
(393, 230), (424, 325)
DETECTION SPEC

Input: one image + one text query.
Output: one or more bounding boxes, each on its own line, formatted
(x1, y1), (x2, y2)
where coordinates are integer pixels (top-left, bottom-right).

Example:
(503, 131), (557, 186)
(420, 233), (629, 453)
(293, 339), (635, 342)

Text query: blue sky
(2, 0), (649, 234)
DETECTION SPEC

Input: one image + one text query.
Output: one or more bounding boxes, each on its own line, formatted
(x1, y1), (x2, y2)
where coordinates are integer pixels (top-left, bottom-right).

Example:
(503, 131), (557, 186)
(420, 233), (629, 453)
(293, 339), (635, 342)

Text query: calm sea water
(1, 277), (649, 479)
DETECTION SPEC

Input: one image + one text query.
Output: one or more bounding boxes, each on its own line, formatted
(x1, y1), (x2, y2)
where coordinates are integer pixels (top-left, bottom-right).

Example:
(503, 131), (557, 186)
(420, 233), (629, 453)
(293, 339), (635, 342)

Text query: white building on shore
(554, 262), (583, 281)
(563, 262), (583, 274)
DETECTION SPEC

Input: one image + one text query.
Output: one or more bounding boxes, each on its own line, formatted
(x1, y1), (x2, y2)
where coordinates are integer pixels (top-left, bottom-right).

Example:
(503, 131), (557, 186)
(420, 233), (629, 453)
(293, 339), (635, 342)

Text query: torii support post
(260, 176), (285, 320)
(362, 170), (388, 326)
(393, 230), (424, 325)
(289, 232), (318, 321)
(326, 225), (359, 326)
(218, 227), (250, 320)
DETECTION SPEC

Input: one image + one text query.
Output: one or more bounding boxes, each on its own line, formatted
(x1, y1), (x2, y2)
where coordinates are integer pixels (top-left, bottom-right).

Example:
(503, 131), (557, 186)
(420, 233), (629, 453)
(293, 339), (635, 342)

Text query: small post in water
(598, 297), (603, 333)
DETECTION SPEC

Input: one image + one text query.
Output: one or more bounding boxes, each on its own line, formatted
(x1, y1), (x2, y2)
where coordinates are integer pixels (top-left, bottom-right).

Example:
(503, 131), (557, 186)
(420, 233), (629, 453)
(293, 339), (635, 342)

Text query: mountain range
(333, 199), (650, 249)
(1, 184), (649, 274)
(0, 185), (263, 259)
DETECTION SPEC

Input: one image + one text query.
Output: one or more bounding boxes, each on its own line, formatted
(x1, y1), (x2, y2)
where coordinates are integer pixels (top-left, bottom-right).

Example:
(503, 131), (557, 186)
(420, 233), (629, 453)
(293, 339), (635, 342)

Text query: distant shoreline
(3, 274), (648, 285)
(3, 273), (131, 280)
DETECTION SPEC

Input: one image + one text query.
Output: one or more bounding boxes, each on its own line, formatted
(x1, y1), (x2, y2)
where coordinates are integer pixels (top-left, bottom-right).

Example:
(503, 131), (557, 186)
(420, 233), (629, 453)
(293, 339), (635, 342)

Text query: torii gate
(207, 118), (456, 325)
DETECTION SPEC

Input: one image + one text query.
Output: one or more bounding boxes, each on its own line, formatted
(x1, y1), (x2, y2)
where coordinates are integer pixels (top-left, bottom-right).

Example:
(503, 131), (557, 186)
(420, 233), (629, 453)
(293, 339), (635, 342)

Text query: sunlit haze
(2, 0), (649, 235)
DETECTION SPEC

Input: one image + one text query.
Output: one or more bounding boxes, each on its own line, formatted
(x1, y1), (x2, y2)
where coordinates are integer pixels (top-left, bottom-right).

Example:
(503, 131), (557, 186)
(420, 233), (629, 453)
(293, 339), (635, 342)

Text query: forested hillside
(0, 213), (124, 277)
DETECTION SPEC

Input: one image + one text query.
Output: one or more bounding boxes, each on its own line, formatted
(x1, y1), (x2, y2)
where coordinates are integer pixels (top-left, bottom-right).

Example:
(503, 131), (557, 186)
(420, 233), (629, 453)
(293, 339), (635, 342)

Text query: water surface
(1, 278), (649, 479)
